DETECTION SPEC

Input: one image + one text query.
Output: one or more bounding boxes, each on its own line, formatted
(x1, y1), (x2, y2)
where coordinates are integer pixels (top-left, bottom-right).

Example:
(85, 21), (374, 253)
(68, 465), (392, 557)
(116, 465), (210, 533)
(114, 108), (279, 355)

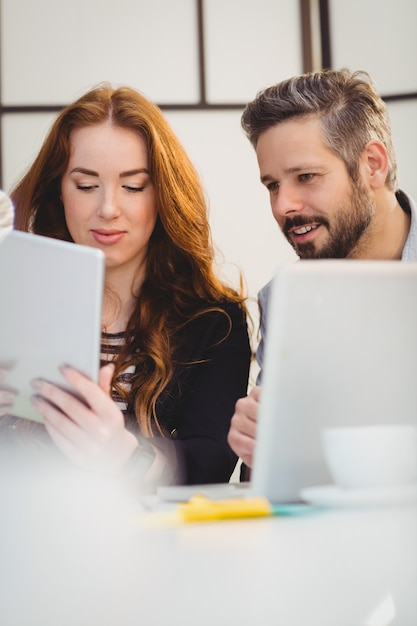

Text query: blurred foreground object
(0, 190), (13, 239)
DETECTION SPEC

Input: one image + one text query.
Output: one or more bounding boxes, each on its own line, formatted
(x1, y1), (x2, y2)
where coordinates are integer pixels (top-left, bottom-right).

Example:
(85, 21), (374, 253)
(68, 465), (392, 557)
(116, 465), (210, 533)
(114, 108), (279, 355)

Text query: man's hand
(227, 385), (261, 468)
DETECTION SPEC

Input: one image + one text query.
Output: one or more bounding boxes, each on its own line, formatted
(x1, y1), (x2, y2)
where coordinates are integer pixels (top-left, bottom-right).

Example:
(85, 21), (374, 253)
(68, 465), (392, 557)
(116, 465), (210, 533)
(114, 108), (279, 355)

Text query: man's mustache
(283, 215), (330, 236)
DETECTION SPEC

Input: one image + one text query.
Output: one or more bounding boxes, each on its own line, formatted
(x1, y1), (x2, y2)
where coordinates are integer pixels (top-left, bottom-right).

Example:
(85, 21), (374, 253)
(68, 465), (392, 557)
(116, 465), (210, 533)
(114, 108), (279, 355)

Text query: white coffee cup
(321, 424), (417, 490)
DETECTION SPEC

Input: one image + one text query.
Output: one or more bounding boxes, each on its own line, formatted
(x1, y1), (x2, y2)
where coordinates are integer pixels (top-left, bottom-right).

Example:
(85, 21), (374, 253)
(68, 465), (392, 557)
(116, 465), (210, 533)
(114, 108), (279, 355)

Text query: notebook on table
(157, 260), (417, 504)
(0, 230), (104, 422)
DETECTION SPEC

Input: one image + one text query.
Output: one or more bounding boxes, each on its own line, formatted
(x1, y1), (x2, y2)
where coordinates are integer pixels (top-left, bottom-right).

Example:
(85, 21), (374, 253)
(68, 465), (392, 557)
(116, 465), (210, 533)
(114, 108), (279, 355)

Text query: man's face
(255, 116), (375, 259)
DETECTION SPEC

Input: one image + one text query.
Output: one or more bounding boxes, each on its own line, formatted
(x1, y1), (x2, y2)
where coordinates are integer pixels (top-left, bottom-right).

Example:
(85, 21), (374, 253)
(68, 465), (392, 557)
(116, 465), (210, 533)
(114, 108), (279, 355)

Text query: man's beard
(282, 179), (375, 259)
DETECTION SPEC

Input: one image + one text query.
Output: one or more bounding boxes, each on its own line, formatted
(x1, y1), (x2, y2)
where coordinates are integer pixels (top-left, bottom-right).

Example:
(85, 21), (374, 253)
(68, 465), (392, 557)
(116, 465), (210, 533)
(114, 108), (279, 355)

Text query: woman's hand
(30, 363), (139, 473)
(0, 368), (17, 416)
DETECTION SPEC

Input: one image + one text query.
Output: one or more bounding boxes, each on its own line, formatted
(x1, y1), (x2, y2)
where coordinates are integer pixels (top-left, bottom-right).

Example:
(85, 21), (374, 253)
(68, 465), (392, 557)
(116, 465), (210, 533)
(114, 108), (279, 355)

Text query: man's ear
(360, 140), (389, 190)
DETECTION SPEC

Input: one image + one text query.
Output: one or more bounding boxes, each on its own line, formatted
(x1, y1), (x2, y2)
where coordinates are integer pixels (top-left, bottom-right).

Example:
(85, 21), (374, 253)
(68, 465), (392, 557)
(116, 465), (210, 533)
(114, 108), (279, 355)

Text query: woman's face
(61, 121), (158, 281)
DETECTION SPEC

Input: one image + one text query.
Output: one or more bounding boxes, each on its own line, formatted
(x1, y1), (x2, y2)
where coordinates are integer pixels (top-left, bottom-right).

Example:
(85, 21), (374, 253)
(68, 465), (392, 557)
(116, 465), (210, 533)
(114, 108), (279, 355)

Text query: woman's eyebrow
(70, 167), (98, 176)
(120, 168), (150, 178)
(69, 167), (150, 178)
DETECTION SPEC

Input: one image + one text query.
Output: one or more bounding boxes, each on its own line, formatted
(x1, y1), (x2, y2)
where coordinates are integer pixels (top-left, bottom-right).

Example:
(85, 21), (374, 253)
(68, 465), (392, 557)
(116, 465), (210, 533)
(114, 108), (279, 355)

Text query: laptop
(0, 230), (104, 422)
(251, 259), (417, 503)
(158, 260), (417, 504)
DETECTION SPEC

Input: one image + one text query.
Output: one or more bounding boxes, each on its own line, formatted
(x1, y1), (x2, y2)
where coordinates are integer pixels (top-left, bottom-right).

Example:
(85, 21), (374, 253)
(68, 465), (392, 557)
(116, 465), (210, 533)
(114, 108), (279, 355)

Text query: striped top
(101, 331), (135, 416)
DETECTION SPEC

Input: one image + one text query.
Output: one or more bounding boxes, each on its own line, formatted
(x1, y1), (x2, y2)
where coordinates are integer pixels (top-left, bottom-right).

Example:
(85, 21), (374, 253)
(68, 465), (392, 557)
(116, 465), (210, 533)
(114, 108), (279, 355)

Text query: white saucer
(299, 483), (417, 508)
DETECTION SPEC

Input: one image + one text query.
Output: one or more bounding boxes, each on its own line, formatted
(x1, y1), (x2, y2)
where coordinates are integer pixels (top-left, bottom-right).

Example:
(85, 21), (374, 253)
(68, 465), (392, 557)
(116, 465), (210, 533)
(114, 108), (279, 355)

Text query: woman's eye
(76, 184), (97, 191)
(124, 185), (145, 193)
(299, 173), (315, 182)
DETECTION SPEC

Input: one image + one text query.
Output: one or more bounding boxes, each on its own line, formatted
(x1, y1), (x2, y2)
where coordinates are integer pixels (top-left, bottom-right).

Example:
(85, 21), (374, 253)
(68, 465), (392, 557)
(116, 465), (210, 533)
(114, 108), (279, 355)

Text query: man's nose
(271, 183), (304, 221)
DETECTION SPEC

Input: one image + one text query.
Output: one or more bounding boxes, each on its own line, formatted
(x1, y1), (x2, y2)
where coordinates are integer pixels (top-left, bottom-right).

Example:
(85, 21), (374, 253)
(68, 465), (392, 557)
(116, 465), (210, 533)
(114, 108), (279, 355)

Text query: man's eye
(299, 173), (315, 182)
(266, 181), (279, 192)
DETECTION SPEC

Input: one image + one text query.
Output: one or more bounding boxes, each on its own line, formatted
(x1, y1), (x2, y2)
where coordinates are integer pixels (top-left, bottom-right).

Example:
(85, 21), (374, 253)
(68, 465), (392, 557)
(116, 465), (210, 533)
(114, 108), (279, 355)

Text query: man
(228, 68), (417, 475)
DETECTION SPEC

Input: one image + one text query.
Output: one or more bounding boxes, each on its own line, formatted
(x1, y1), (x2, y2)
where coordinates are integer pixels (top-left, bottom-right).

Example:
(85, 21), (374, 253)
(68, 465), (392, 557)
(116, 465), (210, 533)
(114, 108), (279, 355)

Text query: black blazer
(127, 301), (251, 485)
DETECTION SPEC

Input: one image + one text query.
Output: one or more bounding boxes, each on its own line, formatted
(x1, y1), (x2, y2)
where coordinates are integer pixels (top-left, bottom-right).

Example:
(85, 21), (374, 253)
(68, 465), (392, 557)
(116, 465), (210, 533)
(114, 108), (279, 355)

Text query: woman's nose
(97, 190), (120, 219)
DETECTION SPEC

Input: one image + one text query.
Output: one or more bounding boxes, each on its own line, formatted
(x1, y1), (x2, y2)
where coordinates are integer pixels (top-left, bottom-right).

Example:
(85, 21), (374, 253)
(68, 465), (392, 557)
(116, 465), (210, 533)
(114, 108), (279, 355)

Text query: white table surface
(1, 466), (416, 626)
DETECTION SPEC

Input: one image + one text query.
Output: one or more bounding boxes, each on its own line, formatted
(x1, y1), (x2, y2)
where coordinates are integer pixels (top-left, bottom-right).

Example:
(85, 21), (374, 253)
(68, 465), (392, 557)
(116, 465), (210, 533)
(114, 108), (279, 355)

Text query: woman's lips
(91, 229), (126, 245)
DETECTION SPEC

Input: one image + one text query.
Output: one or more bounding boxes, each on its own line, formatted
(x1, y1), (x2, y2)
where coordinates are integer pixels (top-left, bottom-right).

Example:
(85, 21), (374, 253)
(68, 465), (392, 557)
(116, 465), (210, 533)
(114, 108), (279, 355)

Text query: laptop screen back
(251, 260), (417, 503)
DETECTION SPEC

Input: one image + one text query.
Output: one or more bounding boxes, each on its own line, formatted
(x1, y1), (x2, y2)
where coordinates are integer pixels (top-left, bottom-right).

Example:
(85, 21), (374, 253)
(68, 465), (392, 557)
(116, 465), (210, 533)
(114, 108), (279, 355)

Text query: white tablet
(0, 230), (104, 422)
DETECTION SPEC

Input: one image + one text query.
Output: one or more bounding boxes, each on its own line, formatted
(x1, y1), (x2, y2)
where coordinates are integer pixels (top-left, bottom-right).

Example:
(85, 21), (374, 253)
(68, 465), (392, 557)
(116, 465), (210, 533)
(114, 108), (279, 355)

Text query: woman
(5, 83), (251, 490)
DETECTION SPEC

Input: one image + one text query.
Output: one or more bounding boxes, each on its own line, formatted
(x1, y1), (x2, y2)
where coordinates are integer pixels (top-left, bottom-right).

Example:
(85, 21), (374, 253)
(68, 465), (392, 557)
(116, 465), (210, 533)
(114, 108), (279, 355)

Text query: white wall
(328, 0), (417, 204)
(1, 0), (416, 351)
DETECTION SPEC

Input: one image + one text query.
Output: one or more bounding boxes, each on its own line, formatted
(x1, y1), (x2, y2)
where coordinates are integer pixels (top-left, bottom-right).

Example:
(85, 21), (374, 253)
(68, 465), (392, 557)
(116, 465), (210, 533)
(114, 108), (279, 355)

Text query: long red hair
(12, 83), (249, 435)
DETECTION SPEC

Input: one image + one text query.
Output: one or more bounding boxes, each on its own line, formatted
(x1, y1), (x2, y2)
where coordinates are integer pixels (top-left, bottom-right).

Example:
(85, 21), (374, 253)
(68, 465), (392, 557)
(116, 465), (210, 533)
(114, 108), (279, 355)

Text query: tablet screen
(0, 231), (104, 422)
